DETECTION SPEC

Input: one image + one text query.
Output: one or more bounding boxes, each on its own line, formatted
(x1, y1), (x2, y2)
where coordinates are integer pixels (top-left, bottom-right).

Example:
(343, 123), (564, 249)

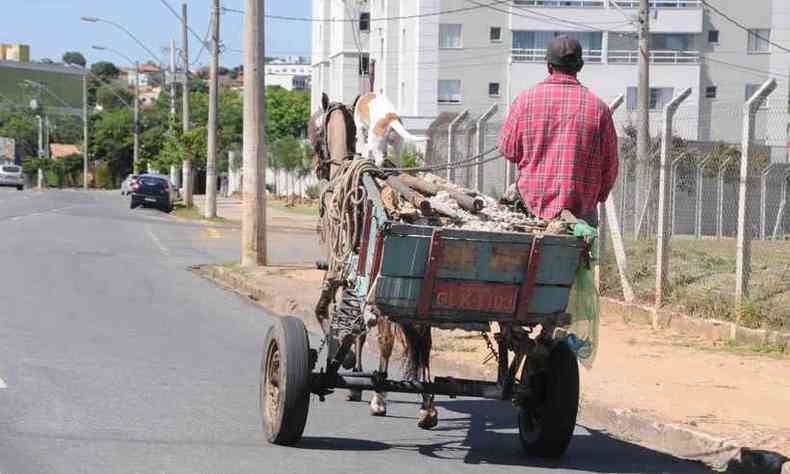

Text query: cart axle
(312, 373), (529, 400)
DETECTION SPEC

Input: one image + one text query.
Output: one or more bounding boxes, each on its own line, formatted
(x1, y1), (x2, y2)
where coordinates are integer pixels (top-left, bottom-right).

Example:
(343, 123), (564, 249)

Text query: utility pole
(241, 0), (267, 267)
(182, 2), (190, 132)
(181, 1), (193, 207)
(82, 69), (89, 189)
(205, 0), (220, 218)
(133, 61), (141, 174)
(170, 38), (177, 116)
(635, 0), (651, 239)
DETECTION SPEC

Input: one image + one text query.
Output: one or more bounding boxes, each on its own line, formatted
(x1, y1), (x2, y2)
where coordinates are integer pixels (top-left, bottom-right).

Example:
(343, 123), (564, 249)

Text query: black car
(129, 174), (175, 212)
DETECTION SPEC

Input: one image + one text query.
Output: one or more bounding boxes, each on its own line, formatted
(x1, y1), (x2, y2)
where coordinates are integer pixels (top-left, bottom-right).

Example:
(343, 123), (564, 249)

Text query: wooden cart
(260, 173), (590, 458)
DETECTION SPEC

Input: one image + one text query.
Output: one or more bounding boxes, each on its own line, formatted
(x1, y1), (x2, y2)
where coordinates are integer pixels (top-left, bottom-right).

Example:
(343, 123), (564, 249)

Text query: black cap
(546, 36), (584, 70)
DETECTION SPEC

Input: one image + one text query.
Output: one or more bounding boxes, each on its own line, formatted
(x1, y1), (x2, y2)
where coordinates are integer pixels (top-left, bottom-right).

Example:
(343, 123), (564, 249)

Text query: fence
(423, 78), (790, 331)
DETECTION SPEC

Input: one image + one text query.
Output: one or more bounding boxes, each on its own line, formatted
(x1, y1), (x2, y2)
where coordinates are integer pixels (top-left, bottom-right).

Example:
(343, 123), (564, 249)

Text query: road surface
(0, 189), (711, 473)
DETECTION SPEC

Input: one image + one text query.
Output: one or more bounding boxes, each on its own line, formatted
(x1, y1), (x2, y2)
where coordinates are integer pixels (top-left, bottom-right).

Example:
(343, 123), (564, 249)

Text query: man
(498, 36), (618, 226)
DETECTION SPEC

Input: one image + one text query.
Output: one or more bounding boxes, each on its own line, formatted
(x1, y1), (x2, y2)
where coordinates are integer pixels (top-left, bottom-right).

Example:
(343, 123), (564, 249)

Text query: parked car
(129, 174), (176, 212)
(121, 174), (138, 195)
(0, 164), (24, 191)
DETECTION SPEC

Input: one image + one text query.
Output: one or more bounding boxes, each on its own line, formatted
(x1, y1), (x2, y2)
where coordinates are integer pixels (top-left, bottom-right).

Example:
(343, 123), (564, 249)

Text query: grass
(268, 198), (319, 217)
(172, 203), (232, 224)
(600, 238), (790, 331)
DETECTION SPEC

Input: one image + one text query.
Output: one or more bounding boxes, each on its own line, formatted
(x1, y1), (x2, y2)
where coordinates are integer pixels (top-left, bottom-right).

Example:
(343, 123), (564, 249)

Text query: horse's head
(309, 93), (357, 181)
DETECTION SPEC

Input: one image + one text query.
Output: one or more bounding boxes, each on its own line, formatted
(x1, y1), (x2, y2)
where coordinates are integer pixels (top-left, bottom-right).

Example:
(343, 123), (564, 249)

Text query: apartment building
(0, 44), (31, 62)
(311, 0), (789, 159)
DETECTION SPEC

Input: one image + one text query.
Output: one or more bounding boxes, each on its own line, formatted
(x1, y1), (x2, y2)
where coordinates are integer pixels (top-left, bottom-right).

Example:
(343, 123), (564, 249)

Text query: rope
(383, 146), (502, 173)
(320, 159), (378, 281)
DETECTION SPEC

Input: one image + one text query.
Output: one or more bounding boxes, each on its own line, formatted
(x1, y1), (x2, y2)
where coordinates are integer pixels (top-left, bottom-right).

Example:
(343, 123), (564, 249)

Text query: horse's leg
(347, 333), (365, 402)
(416, 325), (438, 430)
(370, 317), (393, 416)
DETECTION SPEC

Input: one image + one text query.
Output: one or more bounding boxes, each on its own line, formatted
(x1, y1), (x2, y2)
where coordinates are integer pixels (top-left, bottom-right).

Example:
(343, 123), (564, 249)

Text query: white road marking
(0, 376), (7, 389)
(146, 225), (170, 256)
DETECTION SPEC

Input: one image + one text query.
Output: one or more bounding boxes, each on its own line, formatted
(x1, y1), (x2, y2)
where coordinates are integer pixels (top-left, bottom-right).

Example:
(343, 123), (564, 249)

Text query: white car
(0, 164), (24, 191)
(121, 174), (139, 195)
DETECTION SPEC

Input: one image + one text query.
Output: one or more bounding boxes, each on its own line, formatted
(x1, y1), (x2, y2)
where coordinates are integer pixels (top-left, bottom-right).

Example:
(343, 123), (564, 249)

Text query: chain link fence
(423, 88), (790, 332)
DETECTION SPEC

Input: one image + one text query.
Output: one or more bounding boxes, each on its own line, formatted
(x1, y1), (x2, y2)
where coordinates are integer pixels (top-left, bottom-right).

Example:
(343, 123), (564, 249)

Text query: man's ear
(321, 93), (330, 111)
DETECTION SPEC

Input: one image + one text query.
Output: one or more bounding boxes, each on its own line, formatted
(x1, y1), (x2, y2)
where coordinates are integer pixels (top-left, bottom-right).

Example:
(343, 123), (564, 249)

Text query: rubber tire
(260, 316), (311, 446)
(16, 185), (23, 191)
(518, 342), (580, 458)
(161, 203), (173, 213)
(130, 198), (140, 209)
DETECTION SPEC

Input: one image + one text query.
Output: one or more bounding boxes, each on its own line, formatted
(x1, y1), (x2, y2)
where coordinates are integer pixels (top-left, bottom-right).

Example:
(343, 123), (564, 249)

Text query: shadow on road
(296, 399), (712, 473)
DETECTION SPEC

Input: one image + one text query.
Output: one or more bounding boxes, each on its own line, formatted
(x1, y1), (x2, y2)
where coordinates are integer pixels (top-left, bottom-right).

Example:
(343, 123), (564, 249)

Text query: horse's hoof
(417, 408), (438, 430)
(346, 389), (362, 402)
(369, 394), (387, 416)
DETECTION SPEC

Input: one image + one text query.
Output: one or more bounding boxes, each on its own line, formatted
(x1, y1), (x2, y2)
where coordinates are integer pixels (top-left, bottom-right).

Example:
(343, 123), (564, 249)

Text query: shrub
(305, 184), (321, 200)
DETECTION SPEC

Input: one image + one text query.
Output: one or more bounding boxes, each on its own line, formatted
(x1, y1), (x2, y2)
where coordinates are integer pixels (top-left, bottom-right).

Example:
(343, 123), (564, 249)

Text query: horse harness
(316, 102), (357, 181)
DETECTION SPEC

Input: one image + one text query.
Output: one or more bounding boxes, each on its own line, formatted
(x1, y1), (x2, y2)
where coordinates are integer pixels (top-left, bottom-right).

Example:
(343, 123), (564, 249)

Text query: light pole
(93, 45), (140, 174)
(80, 16), (167, 87)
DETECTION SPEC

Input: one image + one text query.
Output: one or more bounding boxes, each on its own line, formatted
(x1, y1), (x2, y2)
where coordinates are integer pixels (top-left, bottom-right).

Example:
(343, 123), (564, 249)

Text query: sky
(1, 0), (312, 68)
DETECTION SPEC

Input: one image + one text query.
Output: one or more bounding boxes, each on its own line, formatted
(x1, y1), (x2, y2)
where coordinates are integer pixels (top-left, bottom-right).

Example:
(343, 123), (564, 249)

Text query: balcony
(607, 49), (700, 64)
(512, 48), (603, 63)
(611, 0), (701, 8)
(515, 0), (701, 6)
(514, 0), (604, 6)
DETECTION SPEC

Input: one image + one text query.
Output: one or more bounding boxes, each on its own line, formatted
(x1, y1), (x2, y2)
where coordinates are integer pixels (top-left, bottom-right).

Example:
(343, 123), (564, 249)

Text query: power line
(221, 0), (515, 23)
(158, 0), (210, 48)
(700, 0), (790, 54)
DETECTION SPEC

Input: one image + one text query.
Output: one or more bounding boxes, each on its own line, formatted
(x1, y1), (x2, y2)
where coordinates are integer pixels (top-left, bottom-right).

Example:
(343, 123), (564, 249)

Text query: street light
(80, 16), (162, 67)
(93, 45), (141, 174)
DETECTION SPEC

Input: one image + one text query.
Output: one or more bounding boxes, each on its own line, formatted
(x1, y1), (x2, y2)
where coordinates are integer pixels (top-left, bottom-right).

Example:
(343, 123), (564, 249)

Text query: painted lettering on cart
(432, 281), (517, 313)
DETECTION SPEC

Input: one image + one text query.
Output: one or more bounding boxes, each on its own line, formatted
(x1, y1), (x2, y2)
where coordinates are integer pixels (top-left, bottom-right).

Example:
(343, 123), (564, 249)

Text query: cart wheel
(260, 316), (311, 446)
(518, 342), (579, 458)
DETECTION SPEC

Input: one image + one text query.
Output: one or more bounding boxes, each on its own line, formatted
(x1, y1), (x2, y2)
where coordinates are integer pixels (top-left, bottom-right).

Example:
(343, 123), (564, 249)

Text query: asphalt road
(0, 189), (712, 474)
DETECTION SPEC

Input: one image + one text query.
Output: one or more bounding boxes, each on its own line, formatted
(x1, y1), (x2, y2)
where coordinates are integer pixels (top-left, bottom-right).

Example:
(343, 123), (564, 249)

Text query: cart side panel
(379, 228), (582, 285)
(375, 276), (570, 322)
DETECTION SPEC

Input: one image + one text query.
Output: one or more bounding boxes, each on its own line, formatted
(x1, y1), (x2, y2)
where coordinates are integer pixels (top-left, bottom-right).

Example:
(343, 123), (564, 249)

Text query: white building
(265, 62), (312, 91)
(311, 0), (789, 160)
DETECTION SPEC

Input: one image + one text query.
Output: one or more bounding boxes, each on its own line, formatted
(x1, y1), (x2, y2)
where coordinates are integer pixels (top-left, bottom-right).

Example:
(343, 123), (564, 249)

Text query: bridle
(315, 102), (357, 181)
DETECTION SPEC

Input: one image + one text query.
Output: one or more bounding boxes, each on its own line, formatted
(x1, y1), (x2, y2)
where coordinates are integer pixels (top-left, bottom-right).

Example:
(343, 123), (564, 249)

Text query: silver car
(0, 164), (24, 191)
(121, 174), (139, 195)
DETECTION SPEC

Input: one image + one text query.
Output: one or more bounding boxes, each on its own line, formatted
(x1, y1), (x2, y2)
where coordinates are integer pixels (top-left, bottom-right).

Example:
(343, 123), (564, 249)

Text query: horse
(310, 93), (437, 429)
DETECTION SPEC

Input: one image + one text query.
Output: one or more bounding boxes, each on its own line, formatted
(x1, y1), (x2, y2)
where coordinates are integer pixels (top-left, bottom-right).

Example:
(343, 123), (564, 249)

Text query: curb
(198, 264), (788, 473)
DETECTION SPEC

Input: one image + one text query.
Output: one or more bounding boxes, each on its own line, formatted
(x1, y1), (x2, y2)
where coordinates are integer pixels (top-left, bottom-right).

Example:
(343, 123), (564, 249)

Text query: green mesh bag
(565, 221), (600, 369)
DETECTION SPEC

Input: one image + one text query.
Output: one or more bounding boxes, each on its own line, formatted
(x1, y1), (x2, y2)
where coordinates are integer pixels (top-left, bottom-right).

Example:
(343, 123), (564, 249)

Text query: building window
(438, 80), (462, 104)
(359, 12), (370, 32)
(358, 53), (370, 76)
(705, 86), (717, 99)
(747, 29), (771, 53)
(626, 87), (675, 111)
(490, 27), (503, 43)
(439, 24), (463, 49)
(489, 82), (501, 97)
(708, 30), (719, 44)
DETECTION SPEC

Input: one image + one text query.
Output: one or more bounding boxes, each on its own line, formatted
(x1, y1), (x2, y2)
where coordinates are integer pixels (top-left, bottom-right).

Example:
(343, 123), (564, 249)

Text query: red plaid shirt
(498, 72), (618, 220)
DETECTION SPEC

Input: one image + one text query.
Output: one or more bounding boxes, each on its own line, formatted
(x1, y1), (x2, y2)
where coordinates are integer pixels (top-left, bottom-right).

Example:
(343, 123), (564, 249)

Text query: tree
(0, 111), (38, 159)
(266, 87), (310, 145)
(90, 61), (120, 81)
(91, 108), (134, 184)
(95, 84), (133, 111)
(62, 51), (87, 67)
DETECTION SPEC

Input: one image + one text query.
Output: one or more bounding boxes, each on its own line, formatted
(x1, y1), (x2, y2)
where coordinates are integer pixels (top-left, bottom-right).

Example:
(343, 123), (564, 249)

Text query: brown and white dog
(353, 93), (427, 166)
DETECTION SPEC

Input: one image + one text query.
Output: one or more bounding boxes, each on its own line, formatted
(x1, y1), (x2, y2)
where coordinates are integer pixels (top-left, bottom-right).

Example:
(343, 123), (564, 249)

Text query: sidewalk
(193, 195), (318, 233)
(196, 263), (790, 470)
